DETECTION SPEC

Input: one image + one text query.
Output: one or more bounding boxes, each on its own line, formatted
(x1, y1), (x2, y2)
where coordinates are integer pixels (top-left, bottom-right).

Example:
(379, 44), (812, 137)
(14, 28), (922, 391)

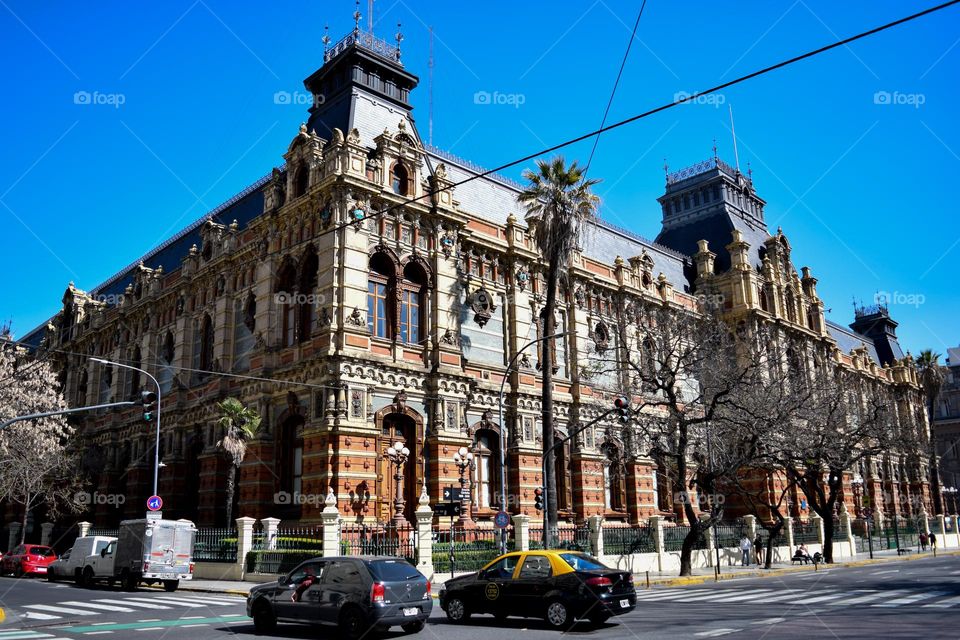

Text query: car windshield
(369, 559), (421, 582)
(29, 547), (54, 557)
(560, 553), (607, 571)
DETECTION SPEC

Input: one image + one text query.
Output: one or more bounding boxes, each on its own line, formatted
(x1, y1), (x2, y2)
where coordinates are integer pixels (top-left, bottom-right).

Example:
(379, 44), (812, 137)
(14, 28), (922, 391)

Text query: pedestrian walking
(739, 535), (752, 566)
(754, 534), (764, 565)
(920, 532), (928, 551)
(929, 532), (937, 550)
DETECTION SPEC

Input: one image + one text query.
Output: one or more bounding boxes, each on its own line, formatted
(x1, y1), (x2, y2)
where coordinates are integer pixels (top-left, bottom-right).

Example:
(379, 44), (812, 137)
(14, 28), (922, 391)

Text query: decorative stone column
(784, 516), (795, 551)
(78, 521), (92, 538)
(952, 515), (960, 549)
(743, 515), (758, 541)
(235, 516), (256, 571)
(414, 487), (435, 579)
(919, 508), (931, 534)
(8, 523), (21, 550)
(512, 514), (531, 552)
(700, 514), (716, 567)
(261, 517), (281, 550)
(811, 514), (825, 545)
(839, 507), (855, 557)
(320, 489), (341, 558)
(40, 523), (55, 547)
(587, 515), (604, 557)
(649, 515), (665, 572)
(936, 514), (947, 548)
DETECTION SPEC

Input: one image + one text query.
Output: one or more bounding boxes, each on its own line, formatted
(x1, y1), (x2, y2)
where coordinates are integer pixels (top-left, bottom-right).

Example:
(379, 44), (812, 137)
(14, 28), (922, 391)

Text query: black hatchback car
(247, 556), (432, 638)
(439, 550), (635, 628)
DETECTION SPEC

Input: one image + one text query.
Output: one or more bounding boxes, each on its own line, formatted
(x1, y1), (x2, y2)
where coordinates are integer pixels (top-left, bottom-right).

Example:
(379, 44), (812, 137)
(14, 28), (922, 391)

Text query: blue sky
(1, 0), (958, 357)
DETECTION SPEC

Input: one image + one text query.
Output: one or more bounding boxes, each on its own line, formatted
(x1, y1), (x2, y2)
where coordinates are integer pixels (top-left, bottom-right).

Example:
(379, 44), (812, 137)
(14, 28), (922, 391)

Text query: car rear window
(29, 547), (55, 557)
(560, 553), (607, 571)
(368, 560), (421, 582)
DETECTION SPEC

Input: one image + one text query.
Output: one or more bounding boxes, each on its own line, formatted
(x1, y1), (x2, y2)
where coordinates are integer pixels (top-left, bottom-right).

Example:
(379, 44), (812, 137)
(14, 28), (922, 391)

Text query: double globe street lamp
(453, 446), (474, 528)
(385, 441), (411, 526)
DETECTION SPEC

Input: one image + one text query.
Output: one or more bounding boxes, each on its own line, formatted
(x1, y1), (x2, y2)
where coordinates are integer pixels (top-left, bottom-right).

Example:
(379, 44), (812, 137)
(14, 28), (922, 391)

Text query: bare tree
(0, 344), (84, 546)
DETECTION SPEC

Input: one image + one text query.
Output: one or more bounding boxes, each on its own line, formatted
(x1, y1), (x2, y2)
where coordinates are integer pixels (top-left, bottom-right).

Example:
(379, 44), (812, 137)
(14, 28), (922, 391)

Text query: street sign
(146, 511), (162, 522)
(494, 510), (510, 529)
(862, 507), (873, 517)
(146, 495), (163, 511)
(433, 503), (461, 517)
(442, 486), (462, 502)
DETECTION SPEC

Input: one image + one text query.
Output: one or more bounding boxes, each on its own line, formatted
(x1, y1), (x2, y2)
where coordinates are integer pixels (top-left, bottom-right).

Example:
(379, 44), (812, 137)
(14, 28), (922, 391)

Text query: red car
(2, 544), (57, 577)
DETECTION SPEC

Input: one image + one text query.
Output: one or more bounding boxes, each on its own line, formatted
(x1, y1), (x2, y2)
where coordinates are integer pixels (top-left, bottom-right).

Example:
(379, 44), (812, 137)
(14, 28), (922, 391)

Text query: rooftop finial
(663, 158), (669, 178)
(353, 0), (362, 35)
(322, 24), (330, 52)
(712, 138), (718, 162)
(747, 160), (752, 180)
(395, 21), (403, 61)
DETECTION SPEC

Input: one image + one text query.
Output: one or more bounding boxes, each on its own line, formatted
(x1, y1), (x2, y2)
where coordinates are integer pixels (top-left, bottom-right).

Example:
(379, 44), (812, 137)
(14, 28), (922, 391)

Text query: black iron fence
(662, 525), (707, 551)
(792, 520), (819, 544)
(87, 528), (119, 539)
(433, 527), (510, 573)
(245, 524), (324, 575)
(529, 524), (589, 551)
(603, 524), (655, 555)
(193, 527), (237, 563)
(712, 520), (746, 548)
(341, 522), (416, 563)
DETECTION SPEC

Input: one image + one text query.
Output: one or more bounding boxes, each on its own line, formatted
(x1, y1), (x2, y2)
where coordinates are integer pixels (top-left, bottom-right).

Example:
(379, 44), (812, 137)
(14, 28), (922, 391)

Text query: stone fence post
(8, 523), (21, 551)
(414, 488), (434, 579)
(743, 515), (757, 542)
(649, 516), (665, 572)
(40, 523), (54, 547)
(784, 516), (795, 551)
(839, 509), (855, 557)
(587, 515), (604, 557)
(77, 521), (92, 538)
(701, 515), (716, 567)
(261, 517), (281, 550)
(513, 514), (530, 552)
(952, 515), (960, 549)
(320, 490), (341, 558)
(811, 514), (824, 546)
(935, 515), (946, 549)
(236, 516), (256, 571)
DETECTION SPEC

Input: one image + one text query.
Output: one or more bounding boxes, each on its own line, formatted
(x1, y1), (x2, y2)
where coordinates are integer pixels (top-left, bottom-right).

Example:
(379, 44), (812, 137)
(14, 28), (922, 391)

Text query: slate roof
(655, 204), (770, 274)
(825, 319), (882, 365)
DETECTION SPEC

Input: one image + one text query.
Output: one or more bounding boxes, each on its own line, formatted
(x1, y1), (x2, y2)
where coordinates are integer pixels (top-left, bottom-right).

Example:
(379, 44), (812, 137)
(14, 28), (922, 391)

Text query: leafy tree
(0, 343), (84, 546)
(215, 397), (262, 526)
(518, 157), (599, 546)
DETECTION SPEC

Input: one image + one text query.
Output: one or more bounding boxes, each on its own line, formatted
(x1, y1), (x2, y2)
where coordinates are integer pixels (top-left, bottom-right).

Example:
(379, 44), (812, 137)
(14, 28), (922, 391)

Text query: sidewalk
(171, 548), (960, 597)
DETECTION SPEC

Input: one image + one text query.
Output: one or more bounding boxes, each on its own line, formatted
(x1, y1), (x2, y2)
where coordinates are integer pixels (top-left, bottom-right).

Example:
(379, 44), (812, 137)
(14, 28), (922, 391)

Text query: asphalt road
(0, 555), (958, 639)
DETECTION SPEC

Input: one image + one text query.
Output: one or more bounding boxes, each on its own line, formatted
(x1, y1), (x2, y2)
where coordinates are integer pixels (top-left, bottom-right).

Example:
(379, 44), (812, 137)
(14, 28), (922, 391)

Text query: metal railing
(529, 524), (589, 551)
(792, 520), (819, 544)
(193, 528), (237, 563)
(603, 525), (655, 555)
(433, 527), (510, 573)
(245, 525), (324, 575)
(340, 522), (416, 563)
(713, 520), (746, 548)
(87, 528), (119, 539)
(662, 524), (707, 551)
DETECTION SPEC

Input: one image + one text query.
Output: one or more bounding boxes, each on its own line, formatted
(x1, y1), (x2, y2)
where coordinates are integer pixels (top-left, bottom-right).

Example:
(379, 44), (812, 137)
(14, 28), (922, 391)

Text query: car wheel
(252, 600), (276, 634)
(401, 620), (425, 633)
(544, 599), (570, 629)
(445, 596), (470, 623)
(121, 571), (138, 592)
(82, 566), (96, 588)
(14, 564), (24, 579)
(588, 612), (611, 626)
(163, 580), (179, 592)
(339, 607), (368, 640)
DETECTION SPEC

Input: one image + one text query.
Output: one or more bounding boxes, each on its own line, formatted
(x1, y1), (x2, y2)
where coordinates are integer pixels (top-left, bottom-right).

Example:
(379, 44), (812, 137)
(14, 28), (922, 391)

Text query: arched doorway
(376, 395), (423, 525)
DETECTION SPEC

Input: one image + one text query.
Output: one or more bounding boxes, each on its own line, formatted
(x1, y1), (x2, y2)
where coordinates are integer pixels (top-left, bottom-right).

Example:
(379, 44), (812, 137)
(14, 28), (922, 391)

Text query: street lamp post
(453, 446), (474, 528)
(851, 475), (873, 559)
(498, 332), (567, 553)
(385, 441), (411, 526)
(91, 358), (162, 500)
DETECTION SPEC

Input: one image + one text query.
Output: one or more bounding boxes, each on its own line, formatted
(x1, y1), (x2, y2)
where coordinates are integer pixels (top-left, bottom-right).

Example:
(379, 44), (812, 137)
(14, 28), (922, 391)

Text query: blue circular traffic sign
(494, 510), (510, 529)
(147, 495), (163, 511)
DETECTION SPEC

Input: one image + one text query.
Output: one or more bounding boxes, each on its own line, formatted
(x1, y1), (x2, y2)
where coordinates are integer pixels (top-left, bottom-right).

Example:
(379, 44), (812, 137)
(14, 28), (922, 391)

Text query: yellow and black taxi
(438, 550), (635, 629)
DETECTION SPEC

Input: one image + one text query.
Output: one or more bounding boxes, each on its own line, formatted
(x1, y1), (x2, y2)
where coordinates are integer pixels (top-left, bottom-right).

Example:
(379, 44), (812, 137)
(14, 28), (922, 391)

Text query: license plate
(403, 607), (418, 617)
(619, 599), (629, 608)
(35, 567), (47, 572)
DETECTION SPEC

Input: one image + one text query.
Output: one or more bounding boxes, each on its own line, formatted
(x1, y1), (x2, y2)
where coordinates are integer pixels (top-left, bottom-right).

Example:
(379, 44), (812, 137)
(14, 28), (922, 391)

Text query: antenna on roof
(428, 26), (434, 146)
(728, 104), (741, 173)
(368, 0), (374, 33)
(712, 138), (718, 163)
(322, 24), (330, 54)
(353, 0), (362, 35)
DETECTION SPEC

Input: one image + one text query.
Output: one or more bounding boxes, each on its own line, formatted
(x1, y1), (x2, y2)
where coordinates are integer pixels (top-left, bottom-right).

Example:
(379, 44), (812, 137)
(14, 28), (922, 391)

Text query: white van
(49, 536), (115, 583)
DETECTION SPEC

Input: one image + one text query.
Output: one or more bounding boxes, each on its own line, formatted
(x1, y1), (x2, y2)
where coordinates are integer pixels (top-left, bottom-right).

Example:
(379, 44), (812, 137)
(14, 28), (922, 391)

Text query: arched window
(76, 367), (88, 405)
(400, 262), (426, 344)
(129, 347), (142, 399)
(602, 443), (627, 512)
(159, 331), (175, 394)
(293, 166), (309, 198)
(473, 429), (501, 511)
(392, 163), (409, 195)
(368, 253), (394, 339)
(298, 248), (319, 343)
(785, 290), (797, 323)
(556, 438), (574, 514)
(278, 414), (304, 511)
(198, 314), (215, 376)
(758, 286), (769, 312)
(276, 258), (298, 347)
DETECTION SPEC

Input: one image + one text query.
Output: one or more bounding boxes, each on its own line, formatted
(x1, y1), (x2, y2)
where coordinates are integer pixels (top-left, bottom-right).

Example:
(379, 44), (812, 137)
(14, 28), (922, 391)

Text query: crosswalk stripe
(681, 590), (754, 602)
(60, 601), (135, 613)
(161, 595), (241, 605)
(93, 599), (171, 610)
(872, 591), (948, 607)
(134, 598), (207, 608)
(634, 589), (715, 601)
(22, 611), (62, 621)
(23, 604), (99, 616)
(824, 591), (883, 606)
(114, 598), (185, 609)
(711, 590), (776, 603)
(795, 592), (849, 605)
(145, 596), (236, 607)
(0, 632), (56, 640)
(923, 594), (960, 608)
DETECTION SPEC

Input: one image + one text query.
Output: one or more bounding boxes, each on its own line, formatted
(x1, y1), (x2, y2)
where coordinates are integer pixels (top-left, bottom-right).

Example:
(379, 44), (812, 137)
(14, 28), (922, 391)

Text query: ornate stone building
(18, 26), (934, 528)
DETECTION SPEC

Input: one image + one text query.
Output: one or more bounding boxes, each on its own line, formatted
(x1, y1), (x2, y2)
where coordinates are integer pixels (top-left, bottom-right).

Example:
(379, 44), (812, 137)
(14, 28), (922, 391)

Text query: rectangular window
(368, 281), (389, 338)
(400, 289), (420, 344)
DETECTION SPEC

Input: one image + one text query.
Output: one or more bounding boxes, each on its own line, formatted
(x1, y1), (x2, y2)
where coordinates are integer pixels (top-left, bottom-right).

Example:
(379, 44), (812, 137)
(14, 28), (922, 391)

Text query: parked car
(51, 536), (116, 584)
(439, 550), (635, 629)
(247, 556), (432, 638)
(1, 544), (58, 578)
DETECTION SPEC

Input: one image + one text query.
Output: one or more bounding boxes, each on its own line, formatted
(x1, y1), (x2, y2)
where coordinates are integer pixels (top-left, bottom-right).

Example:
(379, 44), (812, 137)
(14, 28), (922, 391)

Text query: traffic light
(534, 487), (544, 512)
(614, 395), (631, 424)
(141, 390), (157, 422)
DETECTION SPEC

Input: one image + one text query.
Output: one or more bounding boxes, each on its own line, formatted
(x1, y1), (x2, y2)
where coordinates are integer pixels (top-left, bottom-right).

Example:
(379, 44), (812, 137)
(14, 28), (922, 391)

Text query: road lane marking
(923, 594), (960, 608)
(61, 601), (135, 613)
(834, 590), (909, 606)
(0, 632), (57, 640)
(713, 590), (776, 602)
(23, 605), (98, 616)
(133, 628), (164, 632)
(150, 596), (240, 605)
(82, 632), (113, 636)
(872, 591), (948, 607)
(751, 618), (785, 625)
(134, 620), (161, 623)
(93, 600), (170, 610)
(48, 615), (245, 634)
(694, 629), (742, 637)
(22, 612), (61, 621)
(633, 589), (716, 601)
(870, 569), (900, 575)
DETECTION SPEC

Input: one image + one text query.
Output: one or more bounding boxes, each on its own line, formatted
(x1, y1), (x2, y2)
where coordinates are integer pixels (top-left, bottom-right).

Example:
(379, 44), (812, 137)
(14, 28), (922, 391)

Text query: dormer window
(293, 166), (309, 198)
(392, 163), (410, 196)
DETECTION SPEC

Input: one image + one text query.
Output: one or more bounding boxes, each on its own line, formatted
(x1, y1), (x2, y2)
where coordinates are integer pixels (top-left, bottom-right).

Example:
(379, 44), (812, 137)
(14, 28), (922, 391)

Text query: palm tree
(215, 397), (262, 526)
(916, 350), (946, 514)
(518, 157), (600, 546)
